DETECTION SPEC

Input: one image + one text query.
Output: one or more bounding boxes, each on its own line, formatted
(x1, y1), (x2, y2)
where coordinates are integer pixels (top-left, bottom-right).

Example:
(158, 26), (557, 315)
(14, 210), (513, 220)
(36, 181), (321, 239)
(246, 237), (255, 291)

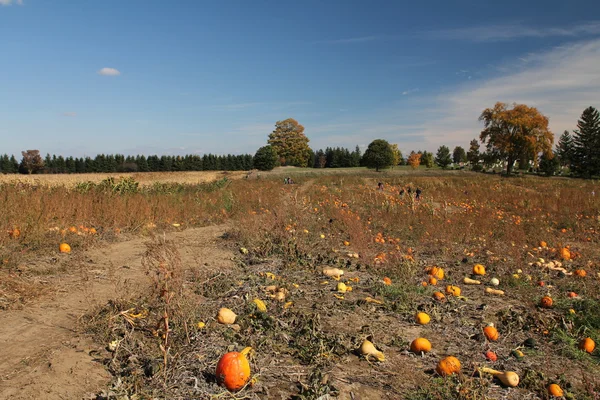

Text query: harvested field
(1, 169), (599, 399)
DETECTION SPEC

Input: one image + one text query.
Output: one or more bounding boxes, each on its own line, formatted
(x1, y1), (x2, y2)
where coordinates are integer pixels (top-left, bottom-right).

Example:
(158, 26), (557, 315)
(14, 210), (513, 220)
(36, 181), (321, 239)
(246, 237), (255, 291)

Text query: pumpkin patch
(4, 170), (600, 399)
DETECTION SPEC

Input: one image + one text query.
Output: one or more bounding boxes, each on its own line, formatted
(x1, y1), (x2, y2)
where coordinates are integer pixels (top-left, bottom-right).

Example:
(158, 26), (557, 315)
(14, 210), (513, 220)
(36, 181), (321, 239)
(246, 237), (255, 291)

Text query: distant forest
(0, 146), (363, 174)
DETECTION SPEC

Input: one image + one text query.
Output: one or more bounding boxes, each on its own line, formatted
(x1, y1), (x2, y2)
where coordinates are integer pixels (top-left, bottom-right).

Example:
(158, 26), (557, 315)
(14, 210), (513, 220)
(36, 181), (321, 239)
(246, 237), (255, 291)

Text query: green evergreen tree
(435, 145), (452, 169)
(44, 153), (53, 173)
(137, 155), (149, 172)
(75, 157), (86, 173)
(555, 130), (574, 168)
(66, 156), (76, 173)
(467, 139), (481, 169)
(539, 151), (560, 176)
(0, 154), (11, 173)
(571, 107), (600, 177)
(352, 145), (362, 167)
(452, 146), (467, 164)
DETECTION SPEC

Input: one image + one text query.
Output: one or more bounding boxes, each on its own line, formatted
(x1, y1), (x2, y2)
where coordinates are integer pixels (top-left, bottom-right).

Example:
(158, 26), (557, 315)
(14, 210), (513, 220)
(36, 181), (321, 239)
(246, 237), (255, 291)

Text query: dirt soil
(0, 225), (234, 400)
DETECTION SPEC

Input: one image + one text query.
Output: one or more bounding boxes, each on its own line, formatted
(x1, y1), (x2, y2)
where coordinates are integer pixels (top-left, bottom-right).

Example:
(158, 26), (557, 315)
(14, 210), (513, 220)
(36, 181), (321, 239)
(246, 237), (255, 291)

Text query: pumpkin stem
(241, 347), (252, 357)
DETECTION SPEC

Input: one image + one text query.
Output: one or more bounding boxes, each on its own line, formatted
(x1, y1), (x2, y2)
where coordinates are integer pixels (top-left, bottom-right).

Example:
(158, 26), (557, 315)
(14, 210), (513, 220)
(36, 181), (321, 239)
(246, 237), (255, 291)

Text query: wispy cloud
(316, 35), (384, 44)
(402, 88), (420, 95)
(425, 21), (600, 42)
(308, 123), (427, 151)
(121, 145), (205, 156)
(212, 103), (262, 110)
(62, 112), (77, 117)
(98, 67), (121, 76)
(212, 101), (312, 111)
(307, 38), (600, 153)
(0, 0), (23, 6)
(418, 38), (600, 149)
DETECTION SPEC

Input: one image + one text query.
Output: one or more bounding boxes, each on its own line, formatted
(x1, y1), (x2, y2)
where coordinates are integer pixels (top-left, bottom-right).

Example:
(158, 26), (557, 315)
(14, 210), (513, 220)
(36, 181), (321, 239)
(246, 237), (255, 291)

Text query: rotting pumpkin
(432, 291), (446, 302)
(428, 266), (444, 280)
(574, 269), (587, 277)
(473, 264), (486, 275)
(445, 285), (461, 297)
(540, 296), (553, 309)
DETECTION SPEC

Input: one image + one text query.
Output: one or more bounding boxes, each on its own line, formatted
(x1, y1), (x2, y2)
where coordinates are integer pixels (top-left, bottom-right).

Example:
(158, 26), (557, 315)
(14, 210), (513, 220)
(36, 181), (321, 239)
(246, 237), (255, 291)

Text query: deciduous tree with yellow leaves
(267, 118), (312, 167)
(479, 102), (553, 175)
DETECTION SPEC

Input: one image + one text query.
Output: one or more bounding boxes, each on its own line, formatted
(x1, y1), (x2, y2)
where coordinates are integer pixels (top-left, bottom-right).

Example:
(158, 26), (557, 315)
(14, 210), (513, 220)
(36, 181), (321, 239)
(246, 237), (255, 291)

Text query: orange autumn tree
(479, 102), (553, 175)
(407, 151), (421, 169)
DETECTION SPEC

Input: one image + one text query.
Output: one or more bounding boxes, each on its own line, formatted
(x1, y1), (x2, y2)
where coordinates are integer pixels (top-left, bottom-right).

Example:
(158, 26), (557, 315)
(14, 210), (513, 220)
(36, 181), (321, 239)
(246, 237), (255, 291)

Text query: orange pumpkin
(415, 312), (430, 325)
(484, 350), (497, 361)
(428, 276), (438, 285)
(579, 337), (596, 353)
(539, 241), (547, 248)
(540, 296), (553, 308)
(548, 383), (564, 397)
(410, 338), (432, 353)
(559, 247), (571, 260)
(8, 228), (20, 238)
(568, 291), (578, 298)
(59, 243), (71, 253)
(383, 277), (392, 285)
(432, 291), (446, 302)
(574, 269), (587, 277)
(445, 285), (461, 297)
(473, 264), (486, 275)
(429, 267), (444, 280)
(483, 325), (499, 341)
(216, 349), (251, 392)
(436, 356), (461, 376)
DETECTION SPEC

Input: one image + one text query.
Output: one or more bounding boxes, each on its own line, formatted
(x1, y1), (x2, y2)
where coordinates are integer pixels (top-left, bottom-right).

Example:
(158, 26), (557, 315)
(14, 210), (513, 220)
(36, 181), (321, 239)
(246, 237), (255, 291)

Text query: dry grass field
(0, 170), (248, 187)
(1, 168), (599, 399)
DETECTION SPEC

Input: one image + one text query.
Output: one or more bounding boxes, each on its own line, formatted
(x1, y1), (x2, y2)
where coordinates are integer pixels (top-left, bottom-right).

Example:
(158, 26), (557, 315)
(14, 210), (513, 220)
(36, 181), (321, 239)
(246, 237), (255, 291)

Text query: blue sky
(1, 0), (600, 158)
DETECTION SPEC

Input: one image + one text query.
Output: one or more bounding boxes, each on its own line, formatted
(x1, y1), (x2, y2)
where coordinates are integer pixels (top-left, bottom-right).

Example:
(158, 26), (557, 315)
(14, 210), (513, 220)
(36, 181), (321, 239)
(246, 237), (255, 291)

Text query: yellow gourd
(359, 340), (385, 361)
(480, 367), (519, 387)
(217, 308), (237, 324)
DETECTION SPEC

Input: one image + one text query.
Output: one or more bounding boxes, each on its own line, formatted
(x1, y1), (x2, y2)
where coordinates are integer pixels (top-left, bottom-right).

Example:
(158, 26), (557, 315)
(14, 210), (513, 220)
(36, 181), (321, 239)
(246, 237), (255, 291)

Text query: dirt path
(0, 224), (233, 400)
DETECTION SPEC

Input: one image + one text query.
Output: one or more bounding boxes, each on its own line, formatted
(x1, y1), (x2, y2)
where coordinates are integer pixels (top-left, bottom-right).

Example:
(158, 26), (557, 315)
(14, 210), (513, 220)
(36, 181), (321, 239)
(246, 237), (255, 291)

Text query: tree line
(9, 152), (255, 174)
(6, 105), (599, 177)
(351, 104), (600, 177)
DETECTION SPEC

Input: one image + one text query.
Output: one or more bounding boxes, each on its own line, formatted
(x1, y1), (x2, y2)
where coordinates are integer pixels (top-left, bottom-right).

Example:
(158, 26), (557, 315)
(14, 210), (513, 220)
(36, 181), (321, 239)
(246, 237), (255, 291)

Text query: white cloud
(426, 21), (600, 42)
(402, 88), (420, 95)
(62, 112), (77, 117)
(0, 0), (23, 5)
(97, 67), (121, 76)
(418, 38), (600, 150)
